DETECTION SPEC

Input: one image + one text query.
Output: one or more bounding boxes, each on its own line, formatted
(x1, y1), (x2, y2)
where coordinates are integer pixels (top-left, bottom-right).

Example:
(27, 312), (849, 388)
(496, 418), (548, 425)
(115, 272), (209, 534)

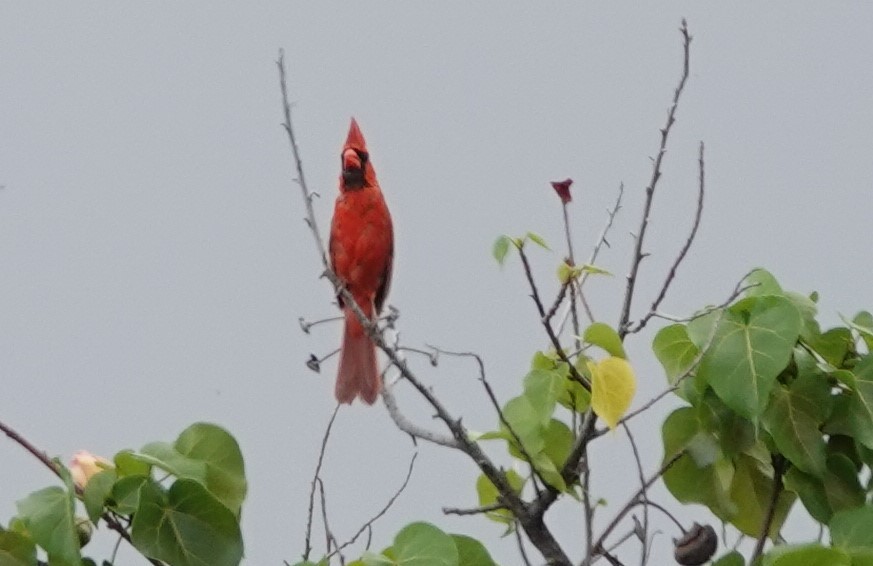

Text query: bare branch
(443, 502), (507, 516)
(381, 377), (460, 449)
(517, 246), (589, 389)
(618, 20), (692, 338)
(515, 524), (534, 566)
(427, 345), (547, 495)
(557, 182), (624, 334)
(277, 50), (329, 267)
(627, 141), (705, 335)
(330, 453), (418, 557)
(750, 455), (786, 563)
(303, 404), (341, 561)
(621, 423), (649, 566)
(587, 451), (685, 565)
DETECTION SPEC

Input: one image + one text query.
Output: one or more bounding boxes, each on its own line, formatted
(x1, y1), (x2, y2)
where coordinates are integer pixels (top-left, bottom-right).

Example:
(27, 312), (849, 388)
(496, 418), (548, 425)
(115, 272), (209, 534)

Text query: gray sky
(2, 3), (872, 564)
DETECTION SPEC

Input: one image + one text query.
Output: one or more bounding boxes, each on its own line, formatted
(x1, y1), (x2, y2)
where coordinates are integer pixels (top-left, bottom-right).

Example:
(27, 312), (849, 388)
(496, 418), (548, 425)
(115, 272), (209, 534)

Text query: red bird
(329, 119), (394, 404)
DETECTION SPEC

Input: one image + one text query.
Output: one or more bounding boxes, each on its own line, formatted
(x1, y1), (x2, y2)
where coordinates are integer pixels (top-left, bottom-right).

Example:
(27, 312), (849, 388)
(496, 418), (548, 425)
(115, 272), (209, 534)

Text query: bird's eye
(357, 150), (369, 164)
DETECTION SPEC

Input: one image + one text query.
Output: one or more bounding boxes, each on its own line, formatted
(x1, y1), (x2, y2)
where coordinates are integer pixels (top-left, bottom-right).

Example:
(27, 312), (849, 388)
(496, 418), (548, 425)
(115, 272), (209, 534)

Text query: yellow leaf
(589, 357), (637, 430)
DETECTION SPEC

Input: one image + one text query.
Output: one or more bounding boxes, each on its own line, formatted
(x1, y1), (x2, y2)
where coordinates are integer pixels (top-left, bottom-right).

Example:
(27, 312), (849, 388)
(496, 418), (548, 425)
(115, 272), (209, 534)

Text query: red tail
(335, 306), (380, 404)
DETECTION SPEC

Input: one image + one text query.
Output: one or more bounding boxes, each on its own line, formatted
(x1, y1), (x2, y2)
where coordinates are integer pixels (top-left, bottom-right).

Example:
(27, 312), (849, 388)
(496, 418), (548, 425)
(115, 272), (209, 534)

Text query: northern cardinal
(329, 118), (394, 404)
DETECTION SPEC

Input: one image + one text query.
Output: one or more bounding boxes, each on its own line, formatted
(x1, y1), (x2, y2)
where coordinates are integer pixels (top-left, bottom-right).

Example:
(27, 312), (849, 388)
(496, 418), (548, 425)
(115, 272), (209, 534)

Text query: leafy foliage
(657, 269), (873, 559)
(1, 423), (245, 566)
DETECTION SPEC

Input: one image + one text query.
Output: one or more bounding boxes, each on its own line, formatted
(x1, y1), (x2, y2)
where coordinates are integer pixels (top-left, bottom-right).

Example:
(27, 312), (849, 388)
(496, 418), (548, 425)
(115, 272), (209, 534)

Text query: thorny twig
(329, 453), (418, 558)
(627, 141), (705, 335)
(303, 404), (341, 561)
(618, 20), (692, 339)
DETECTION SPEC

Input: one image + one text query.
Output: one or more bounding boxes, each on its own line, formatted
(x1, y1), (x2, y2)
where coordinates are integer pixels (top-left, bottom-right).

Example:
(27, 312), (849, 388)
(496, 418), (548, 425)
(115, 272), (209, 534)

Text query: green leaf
(728, 454), (795, 538)
(501, 397), (545, 458)
(829, 356), (873, 450)
(359, 552), (394, 566)
(697, 295), (803, 419)
(851, 311), (873, 351)
(823, 454), (865, 513)
(131, 479), (243, 566)
(745, 268), (784, 296)
(0, 530), (37, 566)
(557, 375), (591, 413)
(15, 487), (79, 565)
(392, 523), (457, 566)
(762, 544), (850, 566)
(113, 450), (151, 478)
(711, 551), (744, 566)
(762, 384), (827, 477)
(111, 475), (148, 515)
(653, 324), (699, 386)
(492, 236), (511, 265)
(542, 419), (573, 471)
(578, 263), (611, 276)
(522, 369), (563, 425)
(783, 467), (832, 523)
(556, 262), (573, 284)
(662, 407), (736, 520)
(451, 535), (496, 566)
(134, 422), (247, 515)
(808, 327), (854, 367)
(525, 231), (550, 250)
(831, 505), (873, 549)
(583, 322), (626, 359)
(82, 470), (117, 523)
(530, 452), (567, 492)
(174, 423), (247, 516)
(475, 471), (523, 525)
(698, 392), (756, 458)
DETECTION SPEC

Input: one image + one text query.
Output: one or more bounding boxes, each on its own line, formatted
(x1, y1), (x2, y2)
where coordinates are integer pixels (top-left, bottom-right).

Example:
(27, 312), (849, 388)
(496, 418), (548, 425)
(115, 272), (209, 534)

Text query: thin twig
(303, 404), (341, 561)
(642, 500), (686, 535)
(618, 20), (692, 338)
(381, 377), (460, 448)
(587, 451), (685, 565)
(299, 315), (342, 334)
(628, 141), (705, 335)
(621, 422), (649, 566)
(750, 456), (786, 562)
(317, 478), (344, 563)
(557, 182), (624, 335)
(330, 453), (418, 557)
(427, 345), (546, 495)
(442, 502), (507, 516)
(517, 245), (588, 389)
(515, 524), (533, 566)
(277, 49), (328, 267)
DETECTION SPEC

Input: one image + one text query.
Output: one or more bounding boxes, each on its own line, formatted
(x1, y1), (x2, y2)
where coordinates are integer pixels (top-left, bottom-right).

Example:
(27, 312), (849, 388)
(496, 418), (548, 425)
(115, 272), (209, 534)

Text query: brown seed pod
(673, 522), (717, 565)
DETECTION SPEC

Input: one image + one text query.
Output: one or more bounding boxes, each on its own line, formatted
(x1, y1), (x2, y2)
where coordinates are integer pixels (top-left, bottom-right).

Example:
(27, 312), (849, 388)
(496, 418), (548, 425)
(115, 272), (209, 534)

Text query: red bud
(551, 178), (573, 204)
